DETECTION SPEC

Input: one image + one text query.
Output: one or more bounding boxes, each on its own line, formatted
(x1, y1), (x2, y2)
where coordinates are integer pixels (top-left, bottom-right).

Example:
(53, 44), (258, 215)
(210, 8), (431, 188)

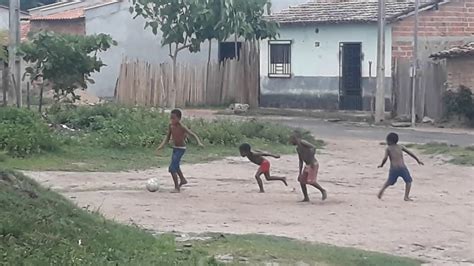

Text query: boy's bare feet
(377, 191), (383, 199)
(171, 188), (180, 193)
(259, 190), (265, 193)
(283, 177), (288, 186)
(300, 198), (310, 202)
(322, 190), (327, 201)
(404, 197), (413, 201)
(179, 179), (188, 188)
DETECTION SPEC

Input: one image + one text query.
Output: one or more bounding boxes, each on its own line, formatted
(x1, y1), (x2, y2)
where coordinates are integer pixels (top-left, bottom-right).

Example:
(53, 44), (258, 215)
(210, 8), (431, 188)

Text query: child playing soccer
(290, 131), (327, 202)
(156, 109), (204, 192)
(239, 143), (288, 193)
(378, 132), (423, 201)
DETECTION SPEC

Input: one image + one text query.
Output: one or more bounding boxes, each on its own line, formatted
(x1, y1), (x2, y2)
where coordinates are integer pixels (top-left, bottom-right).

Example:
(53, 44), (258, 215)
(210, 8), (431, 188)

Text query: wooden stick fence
(115, 42), (259, 108)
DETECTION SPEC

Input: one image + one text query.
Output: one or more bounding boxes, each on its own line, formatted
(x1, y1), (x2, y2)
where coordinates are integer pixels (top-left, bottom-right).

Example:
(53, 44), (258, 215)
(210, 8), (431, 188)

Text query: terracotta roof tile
(30, 8), (84, 21)
(430, 43), (474, 59)
(266, 1), (441, 24)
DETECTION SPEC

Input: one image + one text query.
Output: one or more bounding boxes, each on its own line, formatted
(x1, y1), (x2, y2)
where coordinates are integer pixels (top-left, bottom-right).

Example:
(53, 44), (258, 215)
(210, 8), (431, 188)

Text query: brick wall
(446, 57), (474, 90)
(392, 0), (474, 59)
(30, 19), (85, 35)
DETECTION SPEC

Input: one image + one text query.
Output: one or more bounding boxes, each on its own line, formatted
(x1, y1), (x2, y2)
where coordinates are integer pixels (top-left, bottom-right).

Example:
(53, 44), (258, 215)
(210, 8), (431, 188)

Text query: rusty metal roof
(430, 43), (474, 59)
(266, 0), (442, 25)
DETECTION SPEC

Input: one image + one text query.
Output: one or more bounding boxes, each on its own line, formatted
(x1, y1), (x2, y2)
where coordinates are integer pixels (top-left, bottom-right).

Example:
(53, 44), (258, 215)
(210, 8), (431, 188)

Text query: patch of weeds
(411, 142), (474, 166)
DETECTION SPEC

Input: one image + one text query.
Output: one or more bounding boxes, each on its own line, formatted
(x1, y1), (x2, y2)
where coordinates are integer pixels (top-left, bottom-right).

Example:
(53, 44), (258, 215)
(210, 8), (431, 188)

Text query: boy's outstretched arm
(378, 149), (389, 168)
(402, 146), (424, 165)
(156, 126), (171, 152)
(183, 126), (204, 147)
(255, 150), (280, 158)
(298, 153), (304, 175)
(300, 139), (316, 149)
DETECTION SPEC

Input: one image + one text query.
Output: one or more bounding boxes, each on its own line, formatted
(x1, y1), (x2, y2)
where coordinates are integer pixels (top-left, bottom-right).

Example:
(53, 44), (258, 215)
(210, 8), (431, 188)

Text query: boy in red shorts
(239, 143), (288, 193)
(290, 131), (327, 202)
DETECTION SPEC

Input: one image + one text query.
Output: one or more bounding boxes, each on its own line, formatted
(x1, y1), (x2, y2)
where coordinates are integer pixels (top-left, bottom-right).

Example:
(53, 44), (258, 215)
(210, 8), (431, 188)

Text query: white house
(26, 0), (221, 98)
(261, 1), (415, 110)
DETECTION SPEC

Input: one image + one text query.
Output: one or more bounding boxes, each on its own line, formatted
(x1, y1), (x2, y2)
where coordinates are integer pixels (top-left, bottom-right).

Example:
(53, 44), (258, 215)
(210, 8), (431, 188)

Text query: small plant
(0, 108), (57, 157)
(443, 85), (474, 125)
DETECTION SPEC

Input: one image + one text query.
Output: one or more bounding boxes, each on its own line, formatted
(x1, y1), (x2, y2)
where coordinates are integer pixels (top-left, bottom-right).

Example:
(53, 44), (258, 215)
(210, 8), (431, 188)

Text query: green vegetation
(0, 104), (320, 171)
(407, 142), (474, 166)
(0, 170), (421, 265)
(0, 170), (215, 265)
(443, 85), (474, 126)
(191, 234), (422, 266)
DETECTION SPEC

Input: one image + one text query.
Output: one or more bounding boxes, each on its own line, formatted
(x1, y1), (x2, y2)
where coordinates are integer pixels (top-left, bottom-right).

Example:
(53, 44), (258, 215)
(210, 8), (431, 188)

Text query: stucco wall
(30, 19), (86, 35)
(260, 23), (392, 110)
(85, 1), (217, 98)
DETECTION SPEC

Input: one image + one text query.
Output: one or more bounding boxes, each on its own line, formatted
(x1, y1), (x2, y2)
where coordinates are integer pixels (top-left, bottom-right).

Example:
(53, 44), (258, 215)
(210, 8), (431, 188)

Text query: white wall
(0, 8), (9, 30)
(260, 23), (392, 78)
(269, 0), (310, 13)
(85, 1), (217, 97)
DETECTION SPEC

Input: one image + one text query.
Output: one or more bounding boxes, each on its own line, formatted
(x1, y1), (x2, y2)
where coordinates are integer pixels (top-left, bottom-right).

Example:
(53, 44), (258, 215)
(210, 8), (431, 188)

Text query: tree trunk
(38, 82), (44, 113)
(206, 39), (212, 94)
(234, 34), (238, 61)
(2, 63), (8, 106)
(170, 55), (177, 109)
(26, 81), (30, 110)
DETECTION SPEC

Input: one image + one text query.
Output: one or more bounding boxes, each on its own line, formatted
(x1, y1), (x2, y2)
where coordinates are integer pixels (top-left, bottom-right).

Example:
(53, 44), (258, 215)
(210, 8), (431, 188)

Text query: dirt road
(27, 138), (473, 265)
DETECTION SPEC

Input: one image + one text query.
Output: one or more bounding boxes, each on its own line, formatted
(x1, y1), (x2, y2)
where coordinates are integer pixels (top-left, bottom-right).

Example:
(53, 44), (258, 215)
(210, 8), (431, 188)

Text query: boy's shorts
(169, 147), (186, 173)
(258, 159), (270, 174)
(299, 163), (319, 184)
(388, 167), (412, 185)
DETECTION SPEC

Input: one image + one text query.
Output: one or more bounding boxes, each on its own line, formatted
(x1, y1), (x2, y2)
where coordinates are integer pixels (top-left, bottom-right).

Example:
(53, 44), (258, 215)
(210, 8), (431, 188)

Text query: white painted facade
(85, 1), (217, 97)
(260, 24), (392, 80)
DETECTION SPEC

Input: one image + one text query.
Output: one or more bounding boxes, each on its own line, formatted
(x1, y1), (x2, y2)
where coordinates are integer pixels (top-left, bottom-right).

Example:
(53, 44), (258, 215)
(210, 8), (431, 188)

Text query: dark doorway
(219, 42), (242, 62)
(339, 43), (362, 110)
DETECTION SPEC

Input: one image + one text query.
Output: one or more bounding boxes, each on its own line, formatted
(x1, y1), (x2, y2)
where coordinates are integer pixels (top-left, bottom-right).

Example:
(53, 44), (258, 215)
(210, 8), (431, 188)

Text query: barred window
(268, 40), (291, 78)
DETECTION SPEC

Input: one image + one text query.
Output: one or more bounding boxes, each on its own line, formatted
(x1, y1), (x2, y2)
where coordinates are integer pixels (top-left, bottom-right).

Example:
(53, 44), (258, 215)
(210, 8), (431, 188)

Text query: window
(268, 40), (291, 78)
(219, 42), (242, 62)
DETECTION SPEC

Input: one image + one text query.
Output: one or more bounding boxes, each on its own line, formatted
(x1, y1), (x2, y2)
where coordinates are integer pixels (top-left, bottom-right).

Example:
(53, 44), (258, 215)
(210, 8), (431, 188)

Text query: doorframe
(338, 42), (363, 110)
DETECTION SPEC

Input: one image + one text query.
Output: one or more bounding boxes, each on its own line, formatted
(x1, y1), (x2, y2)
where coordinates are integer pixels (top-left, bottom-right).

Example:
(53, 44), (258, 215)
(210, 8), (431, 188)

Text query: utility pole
(411, 0), (420, 127)
(9, 0), (21, 107)
(375, 0), (386, 123)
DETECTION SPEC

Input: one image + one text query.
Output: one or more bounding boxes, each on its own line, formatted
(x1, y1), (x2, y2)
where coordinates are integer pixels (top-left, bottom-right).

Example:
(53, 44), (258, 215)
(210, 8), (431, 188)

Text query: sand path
(27, 139), (473, 265)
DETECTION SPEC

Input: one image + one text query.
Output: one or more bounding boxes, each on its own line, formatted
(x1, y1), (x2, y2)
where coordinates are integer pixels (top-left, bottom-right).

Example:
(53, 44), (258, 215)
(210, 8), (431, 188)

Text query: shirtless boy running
(156, 109), (204, 192)
(290, 131), (327, 202)
(378, 132), (423, 201)
(239, 143), (288, 193)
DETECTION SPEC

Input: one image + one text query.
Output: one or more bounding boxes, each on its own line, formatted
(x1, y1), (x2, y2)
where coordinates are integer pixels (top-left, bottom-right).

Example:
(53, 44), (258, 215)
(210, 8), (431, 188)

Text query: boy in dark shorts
(290, 131), (327, 202)
(156, 109), (204, 192)
(239, 143), (288, 193)
(378, 132), (423, 201)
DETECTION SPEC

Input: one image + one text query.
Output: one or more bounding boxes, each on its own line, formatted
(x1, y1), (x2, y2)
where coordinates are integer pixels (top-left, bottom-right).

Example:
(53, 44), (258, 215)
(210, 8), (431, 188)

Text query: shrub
(0, 108), (57, 157)
(444, 85), (474, 124)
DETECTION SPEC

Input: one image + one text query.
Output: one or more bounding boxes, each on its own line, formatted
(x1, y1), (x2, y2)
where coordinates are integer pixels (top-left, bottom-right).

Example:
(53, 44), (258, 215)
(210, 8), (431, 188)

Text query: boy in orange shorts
(239, 143), (288, 193)
(290, 131), (327, 202)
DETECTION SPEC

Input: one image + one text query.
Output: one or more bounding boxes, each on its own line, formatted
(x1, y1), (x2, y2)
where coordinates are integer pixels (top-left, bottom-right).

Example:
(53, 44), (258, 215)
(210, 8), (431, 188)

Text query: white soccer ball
(146, 178), (160, 192)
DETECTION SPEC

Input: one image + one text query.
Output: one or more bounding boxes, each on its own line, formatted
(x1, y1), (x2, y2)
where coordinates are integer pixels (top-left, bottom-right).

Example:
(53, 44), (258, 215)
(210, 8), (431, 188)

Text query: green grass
(406, 142), (474, 166)
(1, 139), (307, 172)
(0, 169), (215, 265)
(0, 170), (421, 265)
(190, 234), (422, 266)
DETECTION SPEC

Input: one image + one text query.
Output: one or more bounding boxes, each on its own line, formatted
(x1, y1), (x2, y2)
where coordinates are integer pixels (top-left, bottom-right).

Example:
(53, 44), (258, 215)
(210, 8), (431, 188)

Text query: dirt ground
(27, 138), (473, 265)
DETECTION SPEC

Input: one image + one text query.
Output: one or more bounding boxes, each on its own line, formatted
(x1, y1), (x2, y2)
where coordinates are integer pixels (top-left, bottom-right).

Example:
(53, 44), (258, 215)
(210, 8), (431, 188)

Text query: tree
(19, 31), (116, 111)
(130, 0), (278, 108)
(130, 0), (205, 108)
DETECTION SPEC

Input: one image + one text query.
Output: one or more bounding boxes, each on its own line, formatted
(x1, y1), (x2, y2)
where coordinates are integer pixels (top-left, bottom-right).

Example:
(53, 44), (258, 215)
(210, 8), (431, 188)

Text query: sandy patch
(27, 139), (474, 265)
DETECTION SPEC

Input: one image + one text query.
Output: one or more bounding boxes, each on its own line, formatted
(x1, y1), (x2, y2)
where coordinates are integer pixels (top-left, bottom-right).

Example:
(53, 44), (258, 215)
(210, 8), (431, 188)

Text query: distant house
(262, 0), (474, 113)
(24, 0), (231, 99)
(430, 42), (474, 91)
